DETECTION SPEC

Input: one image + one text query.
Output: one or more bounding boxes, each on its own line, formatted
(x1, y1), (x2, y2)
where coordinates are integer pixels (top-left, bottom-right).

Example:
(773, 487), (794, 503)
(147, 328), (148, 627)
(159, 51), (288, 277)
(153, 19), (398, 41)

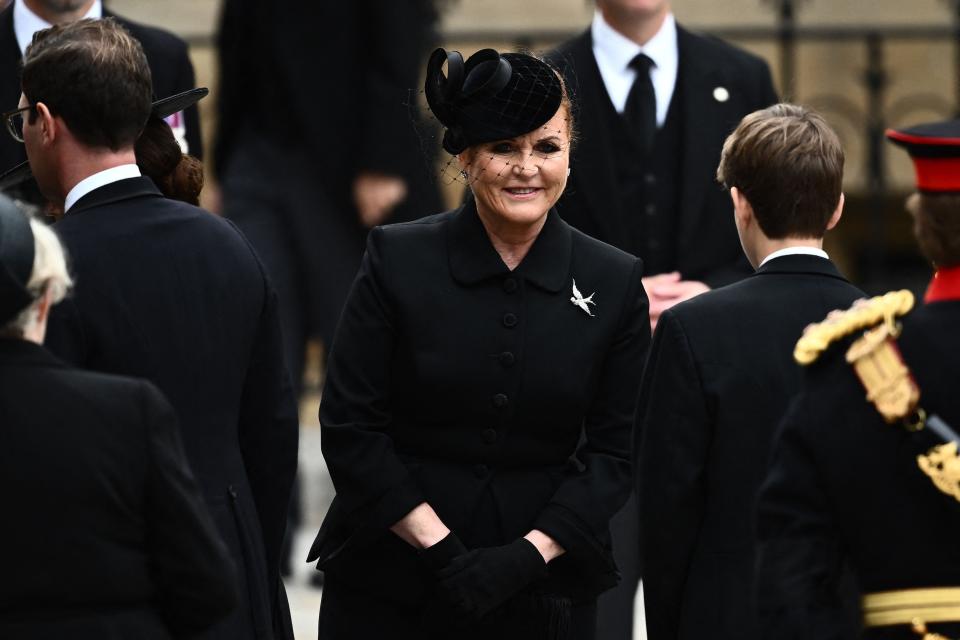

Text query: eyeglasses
(3, 105), (37, 143)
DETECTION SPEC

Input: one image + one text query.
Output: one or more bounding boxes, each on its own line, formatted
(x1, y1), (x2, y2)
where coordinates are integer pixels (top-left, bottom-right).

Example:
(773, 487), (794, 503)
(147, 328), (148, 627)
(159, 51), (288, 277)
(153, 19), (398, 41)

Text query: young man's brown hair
(21, 18), (153, 151)
(717, 103), (844, 239)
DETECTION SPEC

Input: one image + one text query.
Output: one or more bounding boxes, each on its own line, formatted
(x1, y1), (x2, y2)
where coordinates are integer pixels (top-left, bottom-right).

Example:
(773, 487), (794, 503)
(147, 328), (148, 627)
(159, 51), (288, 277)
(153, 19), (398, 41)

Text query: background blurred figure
(758, 120), (960, 640)
(0, 199), (237, 639)
(637, 104), (862, 640)
(214, 0), (443, 582)
(15, 20), (299, 640)
(0, 0), (202, 177)
(548, 2), (777, 636)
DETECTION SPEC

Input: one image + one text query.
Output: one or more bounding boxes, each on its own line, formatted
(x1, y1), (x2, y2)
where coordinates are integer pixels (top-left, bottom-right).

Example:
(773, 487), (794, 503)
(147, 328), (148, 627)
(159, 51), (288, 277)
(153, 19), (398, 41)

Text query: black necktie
(624, 53), (656, 152)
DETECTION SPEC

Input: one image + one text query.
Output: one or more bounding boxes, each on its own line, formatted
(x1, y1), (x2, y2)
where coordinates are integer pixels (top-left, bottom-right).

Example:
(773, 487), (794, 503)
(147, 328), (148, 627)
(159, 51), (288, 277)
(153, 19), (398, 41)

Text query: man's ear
(825, 192), (844, 231)
(730, 186), (753, 229)
(34, 102), (57, 145)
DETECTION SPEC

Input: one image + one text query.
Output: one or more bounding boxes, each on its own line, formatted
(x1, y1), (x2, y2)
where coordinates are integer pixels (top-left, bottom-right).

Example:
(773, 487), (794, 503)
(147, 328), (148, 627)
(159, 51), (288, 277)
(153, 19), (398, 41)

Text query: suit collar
(753, 253), (848, 281)
(447, 199), (572, 292)
(65, 176), (163, 216)
(0, 337), (64, 368)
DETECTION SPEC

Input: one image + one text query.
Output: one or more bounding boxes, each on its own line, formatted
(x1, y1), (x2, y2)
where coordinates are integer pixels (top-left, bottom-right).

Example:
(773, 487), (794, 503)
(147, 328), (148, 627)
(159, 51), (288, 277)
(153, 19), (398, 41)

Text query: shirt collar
(447, 199), (572, 293)
(758, 246), (829, 268)
(14, 0), (102, 56)
(64, 164), (141, 213)
(591, 10), (677, 76)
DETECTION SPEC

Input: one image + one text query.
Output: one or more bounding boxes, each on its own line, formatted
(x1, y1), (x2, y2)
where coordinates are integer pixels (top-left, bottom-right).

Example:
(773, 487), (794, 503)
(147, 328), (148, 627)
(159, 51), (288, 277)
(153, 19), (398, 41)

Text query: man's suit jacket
(0, 4), (202, 174)
(0, 338), (236, 639)
(549, 27), (778, 286)
(45, 177), (299, 640)
(636, 255), (863, 640)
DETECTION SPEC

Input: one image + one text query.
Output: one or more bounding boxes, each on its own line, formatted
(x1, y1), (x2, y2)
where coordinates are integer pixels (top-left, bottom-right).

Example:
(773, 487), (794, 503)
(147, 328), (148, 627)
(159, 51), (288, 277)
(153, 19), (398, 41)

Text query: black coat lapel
(675, 26), (731, 255)
(562, 31), (627, 243)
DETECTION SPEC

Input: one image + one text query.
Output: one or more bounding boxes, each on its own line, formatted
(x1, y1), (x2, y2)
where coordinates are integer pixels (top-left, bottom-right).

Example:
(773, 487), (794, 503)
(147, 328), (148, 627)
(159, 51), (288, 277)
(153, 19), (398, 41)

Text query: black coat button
(503, 313), (518, 328)
(648, 238), (661, 251)
(499, 351), (515, 367)
(645, 173), (657, 185)
(473, 464), (488, 478)
(645, 203), (657, 216)
(503, 278), (518, 293)
(481, 428), (497, 444)
(492, 393), (508, 408)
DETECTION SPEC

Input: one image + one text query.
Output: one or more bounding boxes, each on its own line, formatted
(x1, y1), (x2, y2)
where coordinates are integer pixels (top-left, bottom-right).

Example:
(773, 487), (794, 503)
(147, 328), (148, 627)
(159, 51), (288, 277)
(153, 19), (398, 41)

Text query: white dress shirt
(14, 0), (102, 56)
(591, 10), (678, 126)
(64, 164), (140, 213)
(758, 246), (829, 268)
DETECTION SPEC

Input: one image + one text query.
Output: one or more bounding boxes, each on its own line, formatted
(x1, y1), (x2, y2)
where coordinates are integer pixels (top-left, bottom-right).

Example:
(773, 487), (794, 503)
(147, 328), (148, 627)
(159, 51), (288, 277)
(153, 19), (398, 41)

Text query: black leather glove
(436, 537), (548, 620)
(418, 532), (468, 573)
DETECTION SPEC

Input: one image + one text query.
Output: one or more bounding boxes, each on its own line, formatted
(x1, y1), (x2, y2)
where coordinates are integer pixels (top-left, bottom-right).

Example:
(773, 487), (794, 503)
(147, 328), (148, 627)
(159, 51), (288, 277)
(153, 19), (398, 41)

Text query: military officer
(757, 119), (960, 639)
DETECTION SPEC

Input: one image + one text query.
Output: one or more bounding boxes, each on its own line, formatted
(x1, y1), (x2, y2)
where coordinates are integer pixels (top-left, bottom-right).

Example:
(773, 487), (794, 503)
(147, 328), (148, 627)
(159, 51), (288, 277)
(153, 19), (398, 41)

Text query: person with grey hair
(0, 195), (238, 638)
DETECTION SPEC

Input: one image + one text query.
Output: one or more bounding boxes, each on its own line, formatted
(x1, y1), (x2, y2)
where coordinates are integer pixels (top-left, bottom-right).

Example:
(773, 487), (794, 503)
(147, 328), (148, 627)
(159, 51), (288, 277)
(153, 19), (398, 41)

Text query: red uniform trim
(925, 265), (960, 303)
(912, 157), (960, 192)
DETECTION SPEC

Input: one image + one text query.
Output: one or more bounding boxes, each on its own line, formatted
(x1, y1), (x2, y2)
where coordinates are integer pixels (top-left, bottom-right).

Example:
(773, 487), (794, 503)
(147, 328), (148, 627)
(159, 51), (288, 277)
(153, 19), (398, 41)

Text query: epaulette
(793, 290), (915, 366)
(794, 290), (918, 424)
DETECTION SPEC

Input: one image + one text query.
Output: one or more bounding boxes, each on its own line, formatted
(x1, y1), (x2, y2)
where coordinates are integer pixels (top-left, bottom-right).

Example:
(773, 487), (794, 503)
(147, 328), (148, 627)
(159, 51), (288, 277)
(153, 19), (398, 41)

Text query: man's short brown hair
(906, 192), (960, 267)
(21, 18), (152, 150)
(717, 103), (844, 239)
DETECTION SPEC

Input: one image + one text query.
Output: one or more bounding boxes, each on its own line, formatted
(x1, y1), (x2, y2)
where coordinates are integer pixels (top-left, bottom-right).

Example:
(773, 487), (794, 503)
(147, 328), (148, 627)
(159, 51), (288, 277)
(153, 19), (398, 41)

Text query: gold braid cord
(913, 618), (954, 640)
(794, 290), (915, 366)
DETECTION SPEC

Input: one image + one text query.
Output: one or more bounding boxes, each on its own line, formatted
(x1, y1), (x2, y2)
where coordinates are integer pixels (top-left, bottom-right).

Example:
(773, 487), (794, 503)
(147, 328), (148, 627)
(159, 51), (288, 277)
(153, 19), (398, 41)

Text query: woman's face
(460, 107), (570, 230)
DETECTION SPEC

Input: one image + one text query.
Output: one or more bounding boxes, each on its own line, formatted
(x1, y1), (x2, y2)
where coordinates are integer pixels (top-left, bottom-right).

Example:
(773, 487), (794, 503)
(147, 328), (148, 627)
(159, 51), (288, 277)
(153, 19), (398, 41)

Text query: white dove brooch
(570, 279), (596, 317)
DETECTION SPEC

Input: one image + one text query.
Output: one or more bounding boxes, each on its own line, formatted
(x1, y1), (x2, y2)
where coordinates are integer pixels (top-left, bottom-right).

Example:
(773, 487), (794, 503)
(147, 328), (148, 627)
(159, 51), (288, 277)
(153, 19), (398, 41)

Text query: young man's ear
(730, 186), (753, 229)
(825, 192), (844, 231)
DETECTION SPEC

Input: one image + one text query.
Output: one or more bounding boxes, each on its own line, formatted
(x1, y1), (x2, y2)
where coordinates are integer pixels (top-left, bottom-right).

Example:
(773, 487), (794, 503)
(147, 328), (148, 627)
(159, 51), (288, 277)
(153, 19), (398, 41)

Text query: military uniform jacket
(758, 299), (960, 639)
(635, 255), (863, 640)
(45, 177), (299, 640)
(0, 339), (236, 639)
(309, 201), (650, 604)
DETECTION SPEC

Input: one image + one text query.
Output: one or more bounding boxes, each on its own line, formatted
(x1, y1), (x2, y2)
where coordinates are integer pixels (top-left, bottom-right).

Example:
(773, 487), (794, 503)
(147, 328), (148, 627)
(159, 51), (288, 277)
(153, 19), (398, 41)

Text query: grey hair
(0, 218), (73, 336)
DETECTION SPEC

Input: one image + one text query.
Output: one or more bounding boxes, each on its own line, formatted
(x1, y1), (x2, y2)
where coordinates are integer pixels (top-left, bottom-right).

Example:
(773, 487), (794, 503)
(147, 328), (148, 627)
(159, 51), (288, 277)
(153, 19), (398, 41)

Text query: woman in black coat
(309, 48), (650, 639)
(0, 197), (236, 638)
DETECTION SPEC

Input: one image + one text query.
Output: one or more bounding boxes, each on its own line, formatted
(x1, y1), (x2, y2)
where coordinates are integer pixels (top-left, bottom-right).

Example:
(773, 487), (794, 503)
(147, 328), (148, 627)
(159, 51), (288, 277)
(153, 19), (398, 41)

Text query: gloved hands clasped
(423, 534), (548, 621)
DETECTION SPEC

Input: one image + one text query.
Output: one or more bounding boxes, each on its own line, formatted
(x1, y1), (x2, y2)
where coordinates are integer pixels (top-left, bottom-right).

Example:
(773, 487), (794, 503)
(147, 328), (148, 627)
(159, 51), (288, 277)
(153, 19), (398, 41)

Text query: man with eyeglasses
(12, 18), (299, 640)
(0, 0), (201, 197)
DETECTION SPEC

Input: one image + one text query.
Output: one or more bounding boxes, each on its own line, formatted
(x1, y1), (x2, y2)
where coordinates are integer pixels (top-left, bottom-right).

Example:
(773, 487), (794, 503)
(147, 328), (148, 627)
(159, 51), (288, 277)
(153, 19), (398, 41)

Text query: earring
(459, 169), (468, 179)
(567, 167), (572, 177)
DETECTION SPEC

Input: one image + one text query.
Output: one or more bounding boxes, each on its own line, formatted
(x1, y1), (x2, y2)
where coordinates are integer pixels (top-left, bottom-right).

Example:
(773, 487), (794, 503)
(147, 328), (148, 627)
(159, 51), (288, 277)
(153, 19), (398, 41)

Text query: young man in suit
(548, 3), (778, 635)
(0, 0), (201, 180)
(13, 19), (298, 640)
(635, 104), (863, 640)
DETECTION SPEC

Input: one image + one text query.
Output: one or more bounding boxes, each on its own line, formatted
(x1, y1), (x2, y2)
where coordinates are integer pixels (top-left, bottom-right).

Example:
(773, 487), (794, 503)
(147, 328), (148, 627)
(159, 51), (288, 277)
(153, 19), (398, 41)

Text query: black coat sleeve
(319, 227), (427, 532)
(533, 258), (650, 573)
(141, 380), (238, 634)
(635, 308), (712, 640)
(757, 393), (848, 640)
(237, 258), (300, 591)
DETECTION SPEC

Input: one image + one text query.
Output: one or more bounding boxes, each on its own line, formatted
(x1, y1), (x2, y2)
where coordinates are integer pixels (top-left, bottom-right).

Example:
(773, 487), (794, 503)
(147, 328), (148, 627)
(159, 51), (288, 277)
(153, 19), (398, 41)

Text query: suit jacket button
(492, 393), (508, 409)
(503, 278), (518, 293)
(499, 351), (515, 367)
(473, 464), (488, 478)
(503, 313), (518, 328)
(481, 428), (497, 444)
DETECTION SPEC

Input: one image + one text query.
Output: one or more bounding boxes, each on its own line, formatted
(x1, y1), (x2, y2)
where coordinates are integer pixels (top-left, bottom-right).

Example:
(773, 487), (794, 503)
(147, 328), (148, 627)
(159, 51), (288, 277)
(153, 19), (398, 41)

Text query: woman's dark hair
(135, 116), (203, 206)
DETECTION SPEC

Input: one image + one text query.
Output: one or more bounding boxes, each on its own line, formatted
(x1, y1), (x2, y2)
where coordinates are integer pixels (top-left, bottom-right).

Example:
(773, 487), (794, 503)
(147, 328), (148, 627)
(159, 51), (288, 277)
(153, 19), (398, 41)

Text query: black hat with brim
(0, 194), (35, 324)
(425, 48), (563, 155)
(886, 119), (960, 193)
(0, 87), (210, 193)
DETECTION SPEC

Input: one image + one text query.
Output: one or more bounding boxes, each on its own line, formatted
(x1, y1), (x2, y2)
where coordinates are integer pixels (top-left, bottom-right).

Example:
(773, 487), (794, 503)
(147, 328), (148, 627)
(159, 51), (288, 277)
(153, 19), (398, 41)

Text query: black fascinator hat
(0, 195), (35, 324)
(425, 48), (564, 155)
